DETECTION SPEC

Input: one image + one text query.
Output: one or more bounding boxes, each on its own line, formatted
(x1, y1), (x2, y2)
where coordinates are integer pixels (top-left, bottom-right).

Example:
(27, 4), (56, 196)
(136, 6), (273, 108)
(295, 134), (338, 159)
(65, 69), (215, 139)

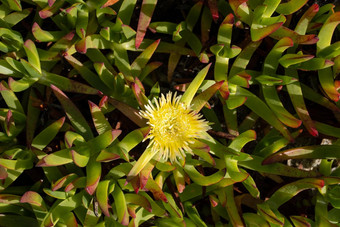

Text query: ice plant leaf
(89, 101), (112, 135)
(86, 160), (101, 195)
(107, 97), (147, 127)
(125, 193), (152, 212)
(64, 54), (112, 95)
(229, 1), (252, 25)
(242, 169), (260, 198)
(317, 12), (340, 52)
(314, 121), (340, 138)
(131, 39), (160, 77)
(260, 37), (302, 128)
(20, 191), (46, 210)
(276, 0), (308, 15)
(32, 23), (66, 42)
(118, 0), (137, 25)
(257, 203), (284, 226)
(184, 201), (207, 227)
(96, 149), (120, 162)
(266, 178), (326, 209)
(44, 192), (84, 225)
(184, 164), (225, 186)
(75, 37), (87, 54)
(263, 145), (340, 165)
(230, 41), (262, 76)
(191, 80), (224, 112)
(51, 173), (78, 191)
(37, 148), (73, 167)
(144, 177), (167, 202)
(75, 5), (88, 39)
(181, 63), (211, 106)
(65, 177), (86, 192)
(251, 5), (284, 41)
(243, 213), (270, 227)
(112, 185), (129, 225)
(191, 140), (215, 166)
(149, 21), (177, 34)
(51, 85), (93, 140)
(173, 167), (186, 193)
(316, 12), (340, 102)
(26, 89), (41, 145)
(23, 39), (40, 73)
(295, 3), (319, 35)
(139, 61), (162, 81)
(31, 117), (65, 150)
(139, 92), (211, 163)
(239, 155), (320, 178)
(96, 180), (111, 217)
(94, 62), (115, 90)
(262, 85), (302, 128)
(0, 166), (8, 180)
(140, 160), (156, 189)
(8, 61), (42, 92)
(319, 68), (340, 102)
(127, 148), (156, 180)
(0, 81), (24, 114)
(231, 85), (293, 141)
(3, 0), (22, 11)
(294, 58), (334, 71)
(71, 147), (90, 167)
(279, 53), (314, 68)
(162, 192), (183, 218)
(39, 71), (99, 95)
(290, 216), (314, 227)
(0, 149), (33, 171)
(286, 63), (318, 136)
(135, 0), (157, 49)
(255, 130), (302, 158)
(211, 14), (235, 85)
(270, 26), (318, 44)
(86, 48), (118, 76)
(64, 131), (85, 148)
(43, 188), (68, 200)
(60, 213), (78, 227)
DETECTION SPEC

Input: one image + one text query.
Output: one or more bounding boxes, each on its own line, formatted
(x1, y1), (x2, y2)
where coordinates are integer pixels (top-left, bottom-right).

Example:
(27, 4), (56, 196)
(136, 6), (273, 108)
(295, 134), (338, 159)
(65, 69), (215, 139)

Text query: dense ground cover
(0, 0), (339, 226)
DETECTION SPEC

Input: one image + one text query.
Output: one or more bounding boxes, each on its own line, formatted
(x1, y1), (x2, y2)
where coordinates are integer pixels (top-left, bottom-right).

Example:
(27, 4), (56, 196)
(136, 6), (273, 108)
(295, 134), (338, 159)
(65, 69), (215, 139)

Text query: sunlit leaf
(135, 0), (157, 49)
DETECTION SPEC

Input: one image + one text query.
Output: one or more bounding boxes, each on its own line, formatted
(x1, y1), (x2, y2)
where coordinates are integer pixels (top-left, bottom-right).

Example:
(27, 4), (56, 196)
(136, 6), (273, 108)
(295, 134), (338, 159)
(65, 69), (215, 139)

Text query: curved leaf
(184, 164), (225, 186)
(51, 85), (93, 140)
(31, 117), (65, 150)
(263, 145), (340, 164)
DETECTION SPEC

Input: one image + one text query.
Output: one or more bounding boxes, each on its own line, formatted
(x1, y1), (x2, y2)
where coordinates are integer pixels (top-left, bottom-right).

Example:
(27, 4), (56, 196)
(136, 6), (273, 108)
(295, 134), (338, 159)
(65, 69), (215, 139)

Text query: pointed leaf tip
(75, 38), (87, 54)
(86, 178), (100, 195)
(309, 127), (319, 137)
(48, 0), (55, 7)
(20, 191), (43, 207)
(36, 159), (47, 167)
(88, 100), (96, 109)
(135, 0), (158, 49)
(111, 129), (122, 141)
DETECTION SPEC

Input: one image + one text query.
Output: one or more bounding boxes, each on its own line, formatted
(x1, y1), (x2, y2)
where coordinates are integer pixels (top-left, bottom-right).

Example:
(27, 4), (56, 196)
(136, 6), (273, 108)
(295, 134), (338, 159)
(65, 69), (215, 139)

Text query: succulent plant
(0, 0), (339, 226)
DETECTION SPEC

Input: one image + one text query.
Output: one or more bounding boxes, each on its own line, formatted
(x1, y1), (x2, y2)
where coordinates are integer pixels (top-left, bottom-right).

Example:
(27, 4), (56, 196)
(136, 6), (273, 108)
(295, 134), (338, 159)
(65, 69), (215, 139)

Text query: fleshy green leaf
(51, 85), (93, 140)
(135, 0), (157, 49)
(181, 63), (211, 106)
(31, 117), (65, 150)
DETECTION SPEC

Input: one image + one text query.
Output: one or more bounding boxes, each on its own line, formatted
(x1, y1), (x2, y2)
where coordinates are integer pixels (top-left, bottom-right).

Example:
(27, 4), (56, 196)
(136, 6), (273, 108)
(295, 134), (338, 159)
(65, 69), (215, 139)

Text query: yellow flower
(139, 92), (211, 163)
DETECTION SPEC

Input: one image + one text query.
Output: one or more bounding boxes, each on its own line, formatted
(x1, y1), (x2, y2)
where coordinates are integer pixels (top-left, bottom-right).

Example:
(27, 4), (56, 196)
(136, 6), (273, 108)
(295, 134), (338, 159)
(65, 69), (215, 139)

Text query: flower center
(139, 92), (211, 162)
(150, 104), (188, 144)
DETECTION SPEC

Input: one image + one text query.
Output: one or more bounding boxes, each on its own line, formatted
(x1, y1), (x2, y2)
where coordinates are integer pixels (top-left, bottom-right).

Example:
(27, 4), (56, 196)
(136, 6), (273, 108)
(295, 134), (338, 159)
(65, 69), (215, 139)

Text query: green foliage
(0, 0), (339, 226)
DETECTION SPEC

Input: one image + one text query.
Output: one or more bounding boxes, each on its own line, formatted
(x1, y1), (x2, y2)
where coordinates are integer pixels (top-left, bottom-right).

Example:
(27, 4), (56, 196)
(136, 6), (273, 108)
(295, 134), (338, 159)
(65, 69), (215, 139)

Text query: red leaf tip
(320, 179), (325, 188)
(309, 127), (319, 137)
